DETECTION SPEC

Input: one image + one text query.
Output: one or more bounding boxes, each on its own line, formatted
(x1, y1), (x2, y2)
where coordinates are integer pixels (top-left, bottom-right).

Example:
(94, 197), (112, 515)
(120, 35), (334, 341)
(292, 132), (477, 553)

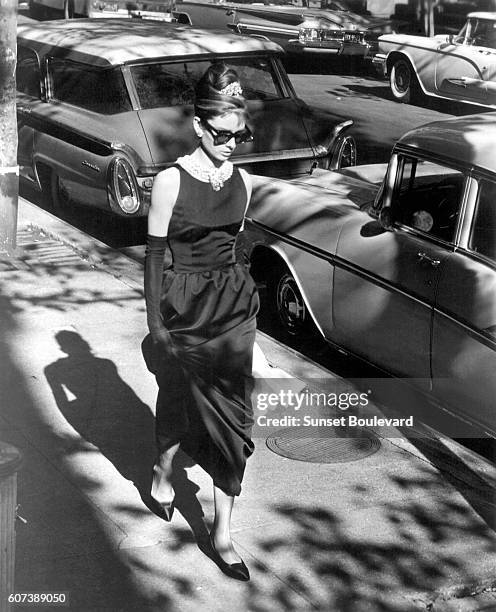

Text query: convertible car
(17, 19), (355, 216)
(244, 114), (496, 436)
(374, 11), (496, 108)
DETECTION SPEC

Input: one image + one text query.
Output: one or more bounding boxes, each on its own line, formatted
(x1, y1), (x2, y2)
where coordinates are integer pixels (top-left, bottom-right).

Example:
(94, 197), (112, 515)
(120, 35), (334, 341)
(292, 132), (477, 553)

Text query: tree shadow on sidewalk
(244, 457), (496, 611)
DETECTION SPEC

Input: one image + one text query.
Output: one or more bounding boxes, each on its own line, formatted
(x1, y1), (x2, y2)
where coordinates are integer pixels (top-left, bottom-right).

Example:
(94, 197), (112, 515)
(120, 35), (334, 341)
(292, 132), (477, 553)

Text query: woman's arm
(148, 167), (181, 236)
(145, 168), (180, 347)
(238, 168), (252, 215)
(238, 168), (252, 232)
(235, 168), (253, 265)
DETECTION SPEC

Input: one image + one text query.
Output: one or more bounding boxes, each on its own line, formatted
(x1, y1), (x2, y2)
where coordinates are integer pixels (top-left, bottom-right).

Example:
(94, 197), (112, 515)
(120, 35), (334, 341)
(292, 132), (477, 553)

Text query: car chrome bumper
(287, 40), (370, 57)
(87, 8), (132, 18)
(372, 53), (387, 76)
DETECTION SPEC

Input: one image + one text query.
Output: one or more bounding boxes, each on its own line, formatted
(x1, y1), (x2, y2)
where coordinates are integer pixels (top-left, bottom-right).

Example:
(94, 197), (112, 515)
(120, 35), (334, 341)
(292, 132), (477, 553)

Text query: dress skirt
(155, 262), (259, 497)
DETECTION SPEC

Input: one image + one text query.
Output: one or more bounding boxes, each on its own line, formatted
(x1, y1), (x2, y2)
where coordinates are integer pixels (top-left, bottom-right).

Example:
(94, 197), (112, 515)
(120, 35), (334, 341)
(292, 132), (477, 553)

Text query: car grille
(300, 28), (365, 45)
(343, 32), (365, 43)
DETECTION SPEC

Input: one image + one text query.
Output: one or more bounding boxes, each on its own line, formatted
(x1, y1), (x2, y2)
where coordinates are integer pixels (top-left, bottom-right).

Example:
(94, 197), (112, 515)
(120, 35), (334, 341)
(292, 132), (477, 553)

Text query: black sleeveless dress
(155, 164), (259, 497)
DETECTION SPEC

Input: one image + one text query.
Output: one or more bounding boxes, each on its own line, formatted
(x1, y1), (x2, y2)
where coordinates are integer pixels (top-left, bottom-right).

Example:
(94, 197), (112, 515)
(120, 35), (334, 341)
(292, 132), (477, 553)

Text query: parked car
(30, 0), (395, 60)
(16, 19), (356, 216)
(175, 0), (395, 58)
(374, 12), (496, 108)
(243, 114), (496, 435)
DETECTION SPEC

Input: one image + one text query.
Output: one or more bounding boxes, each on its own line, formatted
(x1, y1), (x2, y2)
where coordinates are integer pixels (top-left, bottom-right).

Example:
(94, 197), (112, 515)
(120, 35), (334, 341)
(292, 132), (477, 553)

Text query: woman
(144, 63), (258, 582)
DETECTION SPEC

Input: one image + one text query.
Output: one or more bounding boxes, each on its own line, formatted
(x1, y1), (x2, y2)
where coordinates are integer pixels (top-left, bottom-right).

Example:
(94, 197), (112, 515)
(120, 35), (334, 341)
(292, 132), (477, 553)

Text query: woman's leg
(211, 485), (242, 565)
(151, 441), (180, 504)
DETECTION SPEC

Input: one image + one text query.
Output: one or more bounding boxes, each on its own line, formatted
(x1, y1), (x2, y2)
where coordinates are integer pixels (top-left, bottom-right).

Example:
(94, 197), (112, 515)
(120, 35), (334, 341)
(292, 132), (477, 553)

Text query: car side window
(49, 59), (132, 114)
(130, 56), (285, 110)
(16, 47), (41, 99)
(469, 179), (496, 263)
(131, 61), (205, 109)
(227, 58), (284, 101)
(392, 157), (464, 243)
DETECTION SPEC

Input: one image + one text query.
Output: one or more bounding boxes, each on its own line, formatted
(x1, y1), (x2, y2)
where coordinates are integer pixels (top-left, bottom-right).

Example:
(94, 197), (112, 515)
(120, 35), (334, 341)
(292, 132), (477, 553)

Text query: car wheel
(270, 270), (310, 338)
(390, 58), (417, 104)
(333, 135), (357, 169)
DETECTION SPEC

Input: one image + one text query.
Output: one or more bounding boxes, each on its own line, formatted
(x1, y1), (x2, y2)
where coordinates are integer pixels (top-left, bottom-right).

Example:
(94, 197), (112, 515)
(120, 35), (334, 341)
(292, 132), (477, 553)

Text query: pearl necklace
(177, 155), (233, 191)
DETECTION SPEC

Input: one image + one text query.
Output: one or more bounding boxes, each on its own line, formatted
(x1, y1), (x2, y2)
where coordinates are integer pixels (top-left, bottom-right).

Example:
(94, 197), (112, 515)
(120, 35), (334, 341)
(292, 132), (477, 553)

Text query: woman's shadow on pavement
(44, 330), (210, 549)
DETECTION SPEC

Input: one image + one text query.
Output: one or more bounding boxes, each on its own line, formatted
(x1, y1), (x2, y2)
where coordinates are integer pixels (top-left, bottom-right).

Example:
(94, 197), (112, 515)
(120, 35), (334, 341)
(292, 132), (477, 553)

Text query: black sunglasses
(203, 121), (254, 146)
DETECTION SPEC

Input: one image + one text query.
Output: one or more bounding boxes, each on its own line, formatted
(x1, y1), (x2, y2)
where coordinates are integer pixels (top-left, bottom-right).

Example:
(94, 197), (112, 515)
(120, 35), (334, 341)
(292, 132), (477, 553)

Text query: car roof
(397, 113), (496, 175)
(17, 18), (283, 67)
(467, 12), (496, 21)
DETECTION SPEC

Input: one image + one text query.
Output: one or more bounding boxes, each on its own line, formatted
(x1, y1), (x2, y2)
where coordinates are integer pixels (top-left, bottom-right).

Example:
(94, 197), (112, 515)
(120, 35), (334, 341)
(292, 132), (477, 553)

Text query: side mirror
(379, 206), (394, 230)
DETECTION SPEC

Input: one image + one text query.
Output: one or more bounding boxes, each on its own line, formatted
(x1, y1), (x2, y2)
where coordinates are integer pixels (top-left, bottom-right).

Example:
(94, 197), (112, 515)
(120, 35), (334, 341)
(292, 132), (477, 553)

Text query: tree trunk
(0, 0), (18, 254)
(420, 0), (436, 37)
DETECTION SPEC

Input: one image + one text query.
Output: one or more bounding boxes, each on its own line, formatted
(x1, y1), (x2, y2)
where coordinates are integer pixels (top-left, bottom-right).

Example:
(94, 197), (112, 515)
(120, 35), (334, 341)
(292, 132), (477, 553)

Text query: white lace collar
(176, 155), (233, 191)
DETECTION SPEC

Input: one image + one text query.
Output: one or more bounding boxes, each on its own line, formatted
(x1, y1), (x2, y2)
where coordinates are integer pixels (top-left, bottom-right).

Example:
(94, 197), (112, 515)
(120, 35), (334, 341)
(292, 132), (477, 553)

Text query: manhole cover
(266, 427), (381, 463)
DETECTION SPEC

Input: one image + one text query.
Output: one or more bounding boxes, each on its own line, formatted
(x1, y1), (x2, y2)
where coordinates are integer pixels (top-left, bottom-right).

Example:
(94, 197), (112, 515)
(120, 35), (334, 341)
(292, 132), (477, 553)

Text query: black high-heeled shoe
(209, 536), (250, 581)
(150, 496), (174, 522)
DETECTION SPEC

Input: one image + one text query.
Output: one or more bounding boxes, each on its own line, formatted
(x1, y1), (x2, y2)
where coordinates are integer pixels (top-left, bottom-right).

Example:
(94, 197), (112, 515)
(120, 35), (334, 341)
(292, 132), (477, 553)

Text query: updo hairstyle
(194, 62), (247, 122)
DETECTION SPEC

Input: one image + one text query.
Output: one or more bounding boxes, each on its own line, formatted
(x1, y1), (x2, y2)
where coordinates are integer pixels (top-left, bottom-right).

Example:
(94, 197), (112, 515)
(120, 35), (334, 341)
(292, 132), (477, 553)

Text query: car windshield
(130, 56), (285, 110)
(457, 17), (496, 49)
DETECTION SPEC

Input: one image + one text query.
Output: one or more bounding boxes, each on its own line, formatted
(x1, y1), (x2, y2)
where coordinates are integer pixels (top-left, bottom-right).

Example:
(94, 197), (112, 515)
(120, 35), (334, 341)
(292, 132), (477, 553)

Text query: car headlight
(109, 157), (141, 215)
(299, 28), (318, 43)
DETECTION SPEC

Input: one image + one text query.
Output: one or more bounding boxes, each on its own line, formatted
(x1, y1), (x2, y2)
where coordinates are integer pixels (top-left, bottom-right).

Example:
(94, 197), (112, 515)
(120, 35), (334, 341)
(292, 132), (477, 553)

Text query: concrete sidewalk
(2, 198), (496, 612)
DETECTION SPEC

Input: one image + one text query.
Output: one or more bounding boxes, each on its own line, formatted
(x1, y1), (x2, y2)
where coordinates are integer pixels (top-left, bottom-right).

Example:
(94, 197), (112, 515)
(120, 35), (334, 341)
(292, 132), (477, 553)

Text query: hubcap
(395, 63), (410, 93)
(276, 274), (306, 335)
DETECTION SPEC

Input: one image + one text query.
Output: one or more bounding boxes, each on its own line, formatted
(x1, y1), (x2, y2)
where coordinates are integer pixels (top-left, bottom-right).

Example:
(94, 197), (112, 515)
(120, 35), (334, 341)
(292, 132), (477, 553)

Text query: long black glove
(144, 234), (172, 350)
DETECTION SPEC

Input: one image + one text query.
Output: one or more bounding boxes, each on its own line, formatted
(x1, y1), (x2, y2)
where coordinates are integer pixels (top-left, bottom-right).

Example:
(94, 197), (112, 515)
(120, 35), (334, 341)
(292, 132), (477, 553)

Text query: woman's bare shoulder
(148, 166), (181, 235)
(151, 167), (181, 206)
(153, 166), (181, 190)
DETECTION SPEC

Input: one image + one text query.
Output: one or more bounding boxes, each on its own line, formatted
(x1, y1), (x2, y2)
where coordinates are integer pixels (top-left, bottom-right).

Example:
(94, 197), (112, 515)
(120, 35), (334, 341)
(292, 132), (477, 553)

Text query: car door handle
(17, 106), (32, 114)
(447, 78), (467, 88)
(417, 252), (441, 267)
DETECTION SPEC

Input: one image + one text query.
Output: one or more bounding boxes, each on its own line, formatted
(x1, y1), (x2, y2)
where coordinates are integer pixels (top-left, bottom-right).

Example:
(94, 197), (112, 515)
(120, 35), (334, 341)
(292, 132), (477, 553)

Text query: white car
(373, 11), (496, 108)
